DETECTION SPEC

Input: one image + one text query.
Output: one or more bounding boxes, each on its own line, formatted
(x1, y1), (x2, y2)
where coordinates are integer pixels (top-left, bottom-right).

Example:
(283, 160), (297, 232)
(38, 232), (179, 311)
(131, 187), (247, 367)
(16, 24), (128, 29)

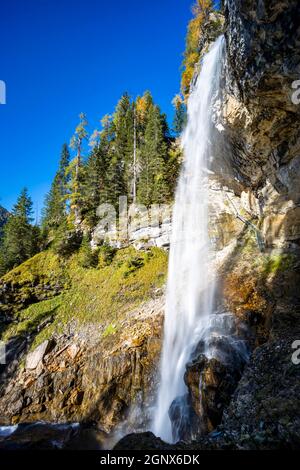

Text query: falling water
(152, 36), (225, 443)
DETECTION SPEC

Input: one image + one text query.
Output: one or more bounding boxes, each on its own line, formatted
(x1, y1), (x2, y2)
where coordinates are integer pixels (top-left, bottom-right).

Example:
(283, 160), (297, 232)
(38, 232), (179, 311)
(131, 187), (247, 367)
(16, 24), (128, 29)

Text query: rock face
(168, 312), (250, 441)
(221, 304), (300, 449)
(91, 209), (172, 251)
(0, 422), (107, 450)
(222, 0), (300, 247)
(25, 340), (52, 370)
(184, 336), (247, 435)
(0, 297), (164, 434)
(1, 0), (300, 452)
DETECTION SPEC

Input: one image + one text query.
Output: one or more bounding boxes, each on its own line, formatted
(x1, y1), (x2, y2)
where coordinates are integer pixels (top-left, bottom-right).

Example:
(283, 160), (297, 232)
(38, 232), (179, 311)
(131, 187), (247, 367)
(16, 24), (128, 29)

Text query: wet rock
(185, 353), (243, 435)
(221, 306), (300, 449)
(114, 431), (172, 451)
(0, 422), (81, 450)
(169, 394), (201, 442)
(179, 313), (250, 440)
(224, 0), (300, 190)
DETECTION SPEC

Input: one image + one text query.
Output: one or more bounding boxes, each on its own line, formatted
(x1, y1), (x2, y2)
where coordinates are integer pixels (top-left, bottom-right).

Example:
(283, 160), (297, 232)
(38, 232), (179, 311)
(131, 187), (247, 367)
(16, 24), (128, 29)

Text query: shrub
(123, 255), (145, 277)
(52, 223), (82, 258)
(98, 243), (116, 267)
(78, 235), (99, 268)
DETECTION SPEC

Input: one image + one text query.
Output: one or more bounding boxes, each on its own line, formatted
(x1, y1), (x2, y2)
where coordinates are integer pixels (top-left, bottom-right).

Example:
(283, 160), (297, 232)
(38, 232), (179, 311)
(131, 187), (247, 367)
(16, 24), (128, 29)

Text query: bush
(123, 255), (145, 277)
(52, 223), (82, 258)
(78, 236), (99, 268)
(98, 243), (116, 267)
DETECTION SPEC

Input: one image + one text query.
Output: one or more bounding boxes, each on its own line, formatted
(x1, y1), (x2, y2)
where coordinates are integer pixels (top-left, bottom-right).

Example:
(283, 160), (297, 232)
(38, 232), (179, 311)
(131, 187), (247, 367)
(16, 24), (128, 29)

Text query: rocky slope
(0, 247), (167, 446)
(0, 297), (163, 431)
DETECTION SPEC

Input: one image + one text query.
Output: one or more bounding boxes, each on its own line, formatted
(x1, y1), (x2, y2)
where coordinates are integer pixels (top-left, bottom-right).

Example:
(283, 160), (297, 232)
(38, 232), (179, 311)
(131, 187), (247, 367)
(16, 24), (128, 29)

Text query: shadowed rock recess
(0, 0), (300, 451)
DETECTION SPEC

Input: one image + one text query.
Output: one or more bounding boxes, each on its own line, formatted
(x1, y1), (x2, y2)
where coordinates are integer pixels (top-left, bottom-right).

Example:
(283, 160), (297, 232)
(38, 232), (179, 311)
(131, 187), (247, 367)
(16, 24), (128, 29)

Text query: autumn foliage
(181, 0), (212, 99)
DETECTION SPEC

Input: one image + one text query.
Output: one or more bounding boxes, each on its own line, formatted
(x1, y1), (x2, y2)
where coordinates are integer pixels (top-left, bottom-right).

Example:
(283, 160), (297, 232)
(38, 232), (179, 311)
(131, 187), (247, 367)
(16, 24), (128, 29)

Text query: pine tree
(137, 105), (169, 206)
(136, 91), (154, 129)
(108, 94), (132, 207)
(69, 113), (89, 223)
(42, 144), (70, 235)
(78, 235), (99, 268)
(0, 188), (39, 275)
(165, 139), (182, 199)
(0, 205), (9, 241)
(172, 95), (187, 136)
(82, 143), (109, 227)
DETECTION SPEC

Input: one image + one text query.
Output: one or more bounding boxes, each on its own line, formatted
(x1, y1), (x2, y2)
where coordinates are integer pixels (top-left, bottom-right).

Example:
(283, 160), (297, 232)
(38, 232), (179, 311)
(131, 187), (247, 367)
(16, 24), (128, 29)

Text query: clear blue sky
(0, 0), (193, 217)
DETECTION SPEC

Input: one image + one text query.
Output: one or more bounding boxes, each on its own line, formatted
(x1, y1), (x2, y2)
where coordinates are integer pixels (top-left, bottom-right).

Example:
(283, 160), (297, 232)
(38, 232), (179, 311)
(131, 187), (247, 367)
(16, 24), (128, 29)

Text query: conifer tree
(165, 139), (182, 199)
(108, 94), (132, 207)
(82, 143), (109, 226)
(172, 95), (187, 136)
(42, 144), (70, 235)
(0, 188), (39, 275)
(136, 91), (154, 129)
(69, 113), (89, 223)
(96, 114), (116, 207)
(137, 105), (169, 206)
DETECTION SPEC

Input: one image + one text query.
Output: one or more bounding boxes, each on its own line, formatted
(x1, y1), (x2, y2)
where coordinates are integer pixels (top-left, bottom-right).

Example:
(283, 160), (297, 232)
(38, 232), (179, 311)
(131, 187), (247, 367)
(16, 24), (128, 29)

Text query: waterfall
(152, 36), (225, 443)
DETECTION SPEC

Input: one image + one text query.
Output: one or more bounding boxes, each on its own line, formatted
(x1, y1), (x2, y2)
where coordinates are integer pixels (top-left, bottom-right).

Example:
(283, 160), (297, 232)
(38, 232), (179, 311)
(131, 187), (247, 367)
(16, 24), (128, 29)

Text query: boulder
(184, 352), (242, 435)
(169, 394), (202, 442)
(25, 341), (51, 370)
(67, 344), (80, 360)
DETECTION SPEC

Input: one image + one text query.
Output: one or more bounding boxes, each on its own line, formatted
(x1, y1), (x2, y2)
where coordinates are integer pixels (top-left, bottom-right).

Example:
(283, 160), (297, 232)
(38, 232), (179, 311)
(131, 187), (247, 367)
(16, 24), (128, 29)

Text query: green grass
(262, 253), (295, 275)
(1, 250), (67, 287)
(102, 322), (118, 338)
(1, 246), (168, 349)
(2, 295), (63, 341)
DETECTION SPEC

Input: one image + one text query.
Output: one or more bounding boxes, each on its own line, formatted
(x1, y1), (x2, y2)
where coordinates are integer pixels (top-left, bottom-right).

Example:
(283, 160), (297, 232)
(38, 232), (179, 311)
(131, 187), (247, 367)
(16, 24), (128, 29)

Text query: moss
(241, 232), (258, 255)
(123, 255), (145, 278)
(262, 253), (295, 275)
(1, 246), (168, 349)
(98, 244), (117, 267)
(1, 250), (66, 286)
(102, 322), (117, 338)
(2, 295), (62, 341)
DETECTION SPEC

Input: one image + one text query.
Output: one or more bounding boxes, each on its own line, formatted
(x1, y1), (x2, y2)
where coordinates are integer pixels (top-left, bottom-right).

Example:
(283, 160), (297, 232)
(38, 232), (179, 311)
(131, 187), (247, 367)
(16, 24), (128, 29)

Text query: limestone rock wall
(221, 0), (300, 248)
